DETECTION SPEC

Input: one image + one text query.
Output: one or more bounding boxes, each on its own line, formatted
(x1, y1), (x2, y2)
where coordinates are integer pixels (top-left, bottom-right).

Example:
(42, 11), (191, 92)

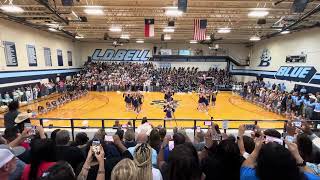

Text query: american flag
(193, 19), (207, 40)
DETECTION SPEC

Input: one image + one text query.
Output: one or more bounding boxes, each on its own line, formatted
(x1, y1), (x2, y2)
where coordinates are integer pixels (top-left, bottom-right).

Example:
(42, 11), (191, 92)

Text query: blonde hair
(111, 159), (137, 180)
(133, 143), (153, 180)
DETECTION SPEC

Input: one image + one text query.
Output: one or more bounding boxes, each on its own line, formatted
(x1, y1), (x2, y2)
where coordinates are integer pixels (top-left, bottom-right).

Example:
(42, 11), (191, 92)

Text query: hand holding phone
(92, 140), (101, 154)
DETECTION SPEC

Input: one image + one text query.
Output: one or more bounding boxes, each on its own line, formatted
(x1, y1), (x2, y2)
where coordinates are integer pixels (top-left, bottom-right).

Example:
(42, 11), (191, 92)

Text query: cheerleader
(211, 91), (217, 107)
(132, 93), (140, 114)
(198, 93), (205, 111)
(202, 94), (209, 112)
(164, 103), (175, 120)
(123, 92), (132, 111)
(137, 92), (144, 113)
(46, 102), (53, 111)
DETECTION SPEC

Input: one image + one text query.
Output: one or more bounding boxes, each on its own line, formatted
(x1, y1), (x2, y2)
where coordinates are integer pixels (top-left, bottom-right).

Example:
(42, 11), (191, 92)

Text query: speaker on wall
(161, 34), (165, 41)
(168, 20), (175, 27)
(153, 46), (157, 55)
(257, 18), (266, 25)
(61, 0), (73, 6)
(87, 56), (92, 62)
(292, 0), (309, 13)
(178, 0), (188, 12)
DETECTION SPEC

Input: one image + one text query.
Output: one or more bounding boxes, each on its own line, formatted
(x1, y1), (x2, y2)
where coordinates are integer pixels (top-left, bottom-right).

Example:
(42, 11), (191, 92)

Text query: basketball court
(1, 91), (284, 129)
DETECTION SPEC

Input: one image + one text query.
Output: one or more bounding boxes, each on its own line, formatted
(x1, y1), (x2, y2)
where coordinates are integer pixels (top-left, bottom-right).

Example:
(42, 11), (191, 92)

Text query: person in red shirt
(21, 139), (56, 180)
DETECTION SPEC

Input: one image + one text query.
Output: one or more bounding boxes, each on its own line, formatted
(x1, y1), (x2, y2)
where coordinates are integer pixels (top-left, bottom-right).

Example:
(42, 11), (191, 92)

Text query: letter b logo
(258, 49), (271, 67)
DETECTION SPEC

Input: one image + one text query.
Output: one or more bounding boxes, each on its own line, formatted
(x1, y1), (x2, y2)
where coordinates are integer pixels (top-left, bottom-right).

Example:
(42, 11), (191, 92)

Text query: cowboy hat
(14, 112), (32, 124)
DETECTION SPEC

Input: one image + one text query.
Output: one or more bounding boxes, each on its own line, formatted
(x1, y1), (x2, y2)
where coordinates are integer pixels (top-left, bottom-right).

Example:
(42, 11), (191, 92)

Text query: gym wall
(231, 28), (320, 92)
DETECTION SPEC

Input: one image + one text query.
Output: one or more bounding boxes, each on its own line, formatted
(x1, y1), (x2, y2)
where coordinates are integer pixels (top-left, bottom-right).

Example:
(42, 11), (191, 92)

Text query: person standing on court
(4, 101), (20, 129)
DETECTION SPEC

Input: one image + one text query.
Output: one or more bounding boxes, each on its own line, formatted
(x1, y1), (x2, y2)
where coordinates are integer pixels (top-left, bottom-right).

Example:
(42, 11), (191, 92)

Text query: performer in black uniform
(123, 92), (132, 111)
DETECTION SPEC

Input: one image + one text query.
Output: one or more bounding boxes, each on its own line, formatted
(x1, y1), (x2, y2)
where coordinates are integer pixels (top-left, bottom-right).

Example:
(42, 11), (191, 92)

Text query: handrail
(1, 118), (319, 140)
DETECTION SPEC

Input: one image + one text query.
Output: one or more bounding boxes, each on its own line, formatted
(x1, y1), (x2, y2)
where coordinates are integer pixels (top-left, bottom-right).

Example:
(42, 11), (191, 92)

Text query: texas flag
(145, 19), (155, 38)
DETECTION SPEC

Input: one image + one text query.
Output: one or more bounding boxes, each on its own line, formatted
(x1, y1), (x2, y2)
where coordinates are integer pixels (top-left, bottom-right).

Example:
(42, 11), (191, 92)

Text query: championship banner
(57, 49), (63, 66)
(27, 44), (37, 66)
(44, 47), (52, 66)
(3, 41), (18, 66)
(67, 51), (72, 66)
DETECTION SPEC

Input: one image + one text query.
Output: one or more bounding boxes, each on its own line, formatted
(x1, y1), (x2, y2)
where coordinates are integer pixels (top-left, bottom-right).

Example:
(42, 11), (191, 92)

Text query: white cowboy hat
(14, 112), (32, 124)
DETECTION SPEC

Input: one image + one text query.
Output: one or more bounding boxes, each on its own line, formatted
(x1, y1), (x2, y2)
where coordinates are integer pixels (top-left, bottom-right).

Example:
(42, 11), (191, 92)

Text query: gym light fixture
(280, 30), (290, 34)
(163, 27), (175, 33)
(84, 6), (104, 15)
(248, 10), (269, 17)
(0, 4), (24, 13)
(190, 40), (198, 44)
(136, 40), (144, 43)
(109, 26), (122, 32)
(48, 28), (58, 32)
(120, 34), (130, 39)
(165, 7), (183, 17)
(217, 27), (231, 34)
(75, 35), (84, 39)
(164, 35), (171, 40)
(249, 36), (261, 41)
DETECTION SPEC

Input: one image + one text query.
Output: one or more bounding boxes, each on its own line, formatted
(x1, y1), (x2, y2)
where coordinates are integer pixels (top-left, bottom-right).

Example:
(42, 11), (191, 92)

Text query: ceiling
(0, 0), (320, 44)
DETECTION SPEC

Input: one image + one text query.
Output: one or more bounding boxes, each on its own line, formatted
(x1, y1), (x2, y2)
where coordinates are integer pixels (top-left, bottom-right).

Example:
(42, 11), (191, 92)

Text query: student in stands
(158, 141), (202, 180)
(54, 130), (85, 170)
(0, 149), (17, 180)
(148, 129), (161, 153)
(40, 161), (76, 180)
(111, 159), (137, 180)
(133, 143), (162, 180)
(124, 129), (137, 148)
(240, 137), (319, 180)
(4, 101), (20, 129)
(21, 139), (56, 180)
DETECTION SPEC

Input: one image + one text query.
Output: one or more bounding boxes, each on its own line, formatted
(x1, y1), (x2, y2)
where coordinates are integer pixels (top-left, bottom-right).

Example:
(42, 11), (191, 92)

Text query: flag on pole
(145, 19), (155, 37)
(193, 19), (207, 40)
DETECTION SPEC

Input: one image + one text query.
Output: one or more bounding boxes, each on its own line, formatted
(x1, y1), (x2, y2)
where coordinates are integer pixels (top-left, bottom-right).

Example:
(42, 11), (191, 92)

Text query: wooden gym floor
(1, 91), (285, 129)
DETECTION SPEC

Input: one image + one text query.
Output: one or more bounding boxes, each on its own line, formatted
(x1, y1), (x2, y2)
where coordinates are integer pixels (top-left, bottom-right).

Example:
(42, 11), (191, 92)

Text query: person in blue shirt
(312, 99), (320, 128)
(240, 137), (319, 180)
(294, 96), (304, 116)
(301, 86), (307, 94)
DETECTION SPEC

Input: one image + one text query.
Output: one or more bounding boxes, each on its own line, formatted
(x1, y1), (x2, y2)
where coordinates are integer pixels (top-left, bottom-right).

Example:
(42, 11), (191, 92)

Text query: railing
(1, 118), (320, 141)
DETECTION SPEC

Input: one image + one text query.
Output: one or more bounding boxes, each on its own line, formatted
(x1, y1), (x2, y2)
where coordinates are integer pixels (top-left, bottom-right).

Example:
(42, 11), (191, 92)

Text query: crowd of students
(0, 83), (58, 107)
(234, 81), (320, 123)
(1, 114), (320, 180)
(63, 62), (232, 93)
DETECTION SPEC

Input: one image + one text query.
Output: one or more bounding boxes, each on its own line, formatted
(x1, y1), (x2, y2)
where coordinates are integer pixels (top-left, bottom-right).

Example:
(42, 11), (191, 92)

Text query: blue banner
(3, 41), (18, 66)
(27, 44), (37, 66)
(91, 49), (151, 61)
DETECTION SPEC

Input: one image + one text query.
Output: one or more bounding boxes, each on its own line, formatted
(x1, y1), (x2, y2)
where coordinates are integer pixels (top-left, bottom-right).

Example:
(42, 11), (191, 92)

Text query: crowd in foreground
(1, 100), (320, 180)
(234, 81), (320, 123)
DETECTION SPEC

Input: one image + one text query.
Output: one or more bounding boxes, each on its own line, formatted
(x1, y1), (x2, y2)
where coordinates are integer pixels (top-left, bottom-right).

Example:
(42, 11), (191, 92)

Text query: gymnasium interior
(0, 0), (320, 180)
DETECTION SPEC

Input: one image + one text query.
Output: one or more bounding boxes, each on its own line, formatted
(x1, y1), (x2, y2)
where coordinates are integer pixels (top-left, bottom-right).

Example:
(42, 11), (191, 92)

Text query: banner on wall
(258, 48), (271, 67)
(3, 41), (18, 66)
(44, 47), (52, 66)
(57, 49), (63, 66)
(91, 49), (151, 61)
(27, 44), (37, 66)
(67, 51), (72, 66)
(160, 49), (172, 55)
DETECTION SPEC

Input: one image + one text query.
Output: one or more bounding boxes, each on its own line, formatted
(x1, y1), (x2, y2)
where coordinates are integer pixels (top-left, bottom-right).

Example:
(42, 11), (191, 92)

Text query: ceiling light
(190, 40), (198, 44)
(109, 27), (122, 32)
(120, 34), (130, 39)
(248, 10), (269, 17)
(280, 30), (290, 34)
(249, 36), (261, 41)
(163, 27), (175, 33)
(0, 4), (24, 13)
(164, 35), (171, 40)
(165, 7), (183, 17)
(206, 36), (211, 40)
(48, 28), (58, 32)
(75, 34), (84, 39)
(45, 23), (59, 28)
(217, 27), (231, 34)
(136, 40), (144, 43)
(84, 6), (104, 15)
(71, 10), (79, 18)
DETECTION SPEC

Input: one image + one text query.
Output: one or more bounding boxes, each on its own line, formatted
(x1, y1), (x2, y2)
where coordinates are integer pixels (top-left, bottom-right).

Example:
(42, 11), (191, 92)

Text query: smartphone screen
(204, 121), (212, 126)
(212, 134), (222, 141)
(292, 121), (302, 127)
(265, 136), (283, 145)
(92, 140), (101, 154)
(24, 123), (32, 129)
(245, 124), (255, 130)
(104, 135), (114, 142)
(168, 141), (174, 151)
(285, 136), (295, 143)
